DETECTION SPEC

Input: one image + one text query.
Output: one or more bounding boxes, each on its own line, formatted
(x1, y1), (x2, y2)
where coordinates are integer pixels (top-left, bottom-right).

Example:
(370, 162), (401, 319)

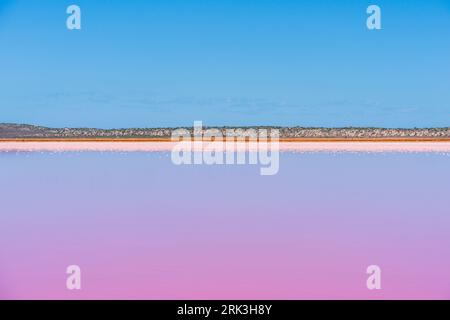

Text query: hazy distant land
(1, 123), (449, 141)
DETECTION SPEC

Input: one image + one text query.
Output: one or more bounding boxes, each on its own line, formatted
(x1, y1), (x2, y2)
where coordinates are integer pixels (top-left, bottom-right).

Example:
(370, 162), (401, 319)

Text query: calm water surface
(1, 151), (449, 299)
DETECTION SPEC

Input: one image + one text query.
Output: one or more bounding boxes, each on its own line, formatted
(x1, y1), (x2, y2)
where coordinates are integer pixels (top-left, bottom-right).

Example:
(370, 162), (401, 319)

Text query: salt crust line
(1, 142), (450, 153)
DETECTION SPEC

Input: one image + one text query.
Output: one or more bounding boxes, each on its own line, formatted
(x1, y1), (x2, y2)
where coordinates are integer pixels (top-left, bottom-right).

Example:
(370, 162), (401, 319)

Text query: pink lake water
(1, 146), (450, 299)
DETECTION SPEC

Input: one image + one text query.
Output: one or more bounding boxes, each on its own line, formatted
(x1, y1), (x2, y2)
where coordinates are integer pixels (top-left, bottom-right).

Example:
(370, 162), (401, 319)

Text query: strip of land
(1, 124), (450, 153)
(1, 137), (450, 142)
(1, 123), (450, 141)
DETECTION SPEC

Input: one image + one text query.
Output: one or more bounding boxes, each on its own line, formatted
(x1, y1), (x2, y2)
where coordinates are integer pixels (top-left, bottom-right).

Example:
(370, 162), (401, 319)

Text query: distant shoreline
(1, 123), (450, 141)
(2, 138), (450, 142)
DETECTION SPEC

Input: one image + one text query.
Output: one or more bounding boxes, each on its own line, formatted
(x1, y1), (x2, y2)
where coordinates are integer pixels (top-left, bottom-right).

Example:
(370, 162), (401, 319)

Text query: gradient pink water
(1, 152), (450, 299)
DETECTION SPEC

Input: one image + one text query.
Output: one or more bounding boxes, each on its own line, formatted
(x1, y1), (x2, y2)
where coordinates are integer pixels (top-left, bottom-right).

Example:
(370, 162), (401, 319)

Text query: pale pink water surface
(0, 147), (450, 299)
(1, 141), (450, 153)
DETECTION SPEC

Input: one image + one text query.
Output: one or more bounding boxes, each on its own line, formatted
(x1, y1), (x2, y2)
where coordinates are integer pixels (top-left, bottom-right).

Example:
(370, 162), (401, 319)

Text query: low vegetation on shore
(1, 123), (449, 140)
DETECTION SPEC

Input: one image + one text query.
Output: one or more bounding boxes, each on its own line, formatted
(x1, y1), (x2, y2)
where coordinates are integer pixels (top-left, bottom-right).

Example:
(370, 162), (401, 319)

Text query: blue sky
(0, 0), (449, 128)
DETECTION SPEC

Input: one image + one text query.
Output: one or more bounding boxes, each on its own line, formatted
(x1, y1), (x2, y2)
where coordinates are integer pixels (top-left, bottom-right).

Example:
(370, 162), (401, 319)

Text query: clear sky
(0, 0), (449, 128)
